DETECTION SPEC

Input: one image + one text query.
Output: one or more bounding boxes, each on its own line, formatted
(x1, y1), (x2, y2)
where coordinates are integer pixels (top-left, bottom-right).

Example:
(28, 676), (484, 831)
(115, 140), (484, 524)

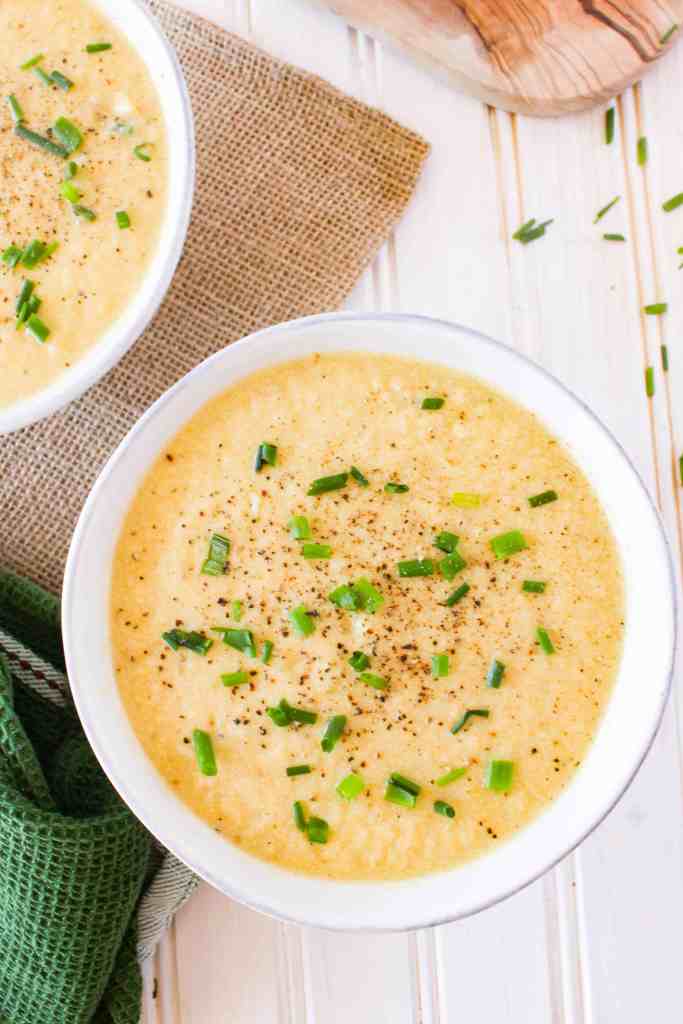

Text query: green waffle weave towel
(0, 572), (196, 1024)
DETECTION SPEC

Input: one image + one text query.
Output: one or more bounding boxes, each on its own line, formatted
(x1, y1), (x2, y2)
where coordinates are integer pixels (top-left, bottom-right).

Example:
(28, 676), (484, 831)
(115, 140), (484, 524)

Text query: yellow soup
(0, 0), (167, 407)
(111, 353), (624, 881)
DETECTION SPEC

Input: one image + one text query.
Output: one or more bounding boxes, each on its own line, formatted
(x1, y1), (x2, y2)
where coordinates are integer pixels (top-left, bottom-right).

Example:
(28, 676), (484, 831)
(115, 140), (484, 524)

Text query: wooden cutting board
(313, 1), (683, 116)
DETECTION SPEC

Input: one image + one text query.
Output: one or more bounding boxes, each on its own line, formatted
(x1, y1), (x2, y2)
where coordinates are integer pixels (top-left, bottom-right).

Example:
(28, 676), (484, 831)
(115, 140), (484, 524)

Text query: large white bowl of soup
(62, 313), (675, 930)
(0, 0), (194, 433)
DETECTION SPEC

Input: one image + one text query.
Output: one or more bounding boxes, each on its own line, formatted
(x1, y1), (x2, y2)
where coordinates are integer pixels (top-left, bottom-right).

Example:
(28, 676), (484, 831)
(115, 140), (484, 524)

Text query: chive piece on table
(116, 210), (131, 229)
(439, 551), (467, 580)
(214, 627), (256, 658)
(321, 714), (347, 752)
(434, 531), (459, 554)
(7, 94), (24, 124)
(25, 314), (50, 343)
(254, 441), (277, 471)
(192, 729), (217, 776)
(536, 627), (555, 654)
(231, 600), (243, 622)
(20, 54), (44, 70)
(221, 670), (250, 687)
(451, 492), (481, 508)
(162, 628), (213, 655)
(60, 180), (81, 204)
(385, 782), (417, 808)
(450, 708), (489, 735)
(663, 193), (683, 212)
(287, 764), (312, 777)
(490, 530), (527, 560)
(605, 106), (615, 144)
(645, 366), (655, 397)
(348, 650), (370, 672)
(201, 533), (230, 575)
(293, 800), (306, 831)
(513, 217), (553, 244)
(486, 658), (506, 689)
(359, 671), (388, 690)
(643, 303), (667, 315)
(336, 772), (364, 800)
(594, 196), (620, 223)
(306, 816), (329, 844)
(133, 142), (153, 161)
(350, 465), (369, 486)
(434, 800), (455, 819)
(260, 639), (273, 664)
(485, 759), (515, 792)
(50, 70), (74, 91)
(637, 136), (648, 165)
(398, 558), (434, 577)
(302, 542), (332, 559)
(422, 396), (444, 410)
(661, 23), (679, 44)
(289, 515), (311, 540)
(289, 604), (316, 637)
(528, 489), (558, 508)
(522, 580), (547, 593)
(2, 245), (23, 268)
(661, 345), (669, 372)
(15, 279), (34, 313)
(435, 766), (467, 787)
(445, 582), (470, 606)
(15, 123), (69, 158)
(384, 481), (409, 494)
(432, 653), (449, 678)
(603, 233), (626, 242)
(86, 42), (113, 52)
(307, 472), (348, 495)
(53, 117), (83, 153)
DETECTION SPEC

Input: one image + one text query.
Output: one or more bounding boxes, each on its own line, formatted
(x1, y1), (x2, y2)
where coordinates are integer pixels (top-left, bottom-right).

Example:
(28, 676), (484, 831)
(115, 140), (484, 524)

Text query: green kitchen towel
(0, 571), (197, 1024)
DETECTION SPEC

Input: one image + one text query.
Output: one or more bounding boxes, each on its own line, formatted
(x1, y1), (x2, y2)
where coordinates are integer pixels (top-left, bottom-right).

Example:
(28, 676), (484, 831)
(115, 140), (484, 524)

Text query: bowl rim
(0, 0), (196, 434)
(62, 311), (677, 931)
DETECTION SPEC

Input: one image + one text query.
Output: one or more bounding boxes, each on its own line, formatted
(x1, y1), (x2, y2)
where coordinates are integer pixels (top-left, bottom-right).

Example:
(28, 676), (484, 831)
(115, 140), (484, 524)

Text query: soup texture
(0, 0), (167, 407)
(111, 353), (624, 881)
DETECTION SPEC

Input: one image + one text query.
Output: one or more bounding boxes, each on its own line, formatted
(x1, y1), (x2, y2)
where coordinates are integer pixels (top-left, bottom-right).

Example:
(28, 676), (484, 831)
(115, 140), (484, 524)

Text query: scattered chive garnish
(384, 481), (409, 494)
(536, 627), (555, 654)
(201, 533), (230, 575)
(50, 70), (74, 91)
(267, 698), (317, 727)
(133, 142), (153, 161)
(359, 671), (388, 690)
(21, 240), (47, 268)
(385, 782), (417, 808)
(605, 107), (615, 145)
(679, 454), (683, 486)
(260, 639), (273, 664)
(34, 66), (54, 87)
(645, 366), (655, 397)
(336, 772), (364, 800)
(433, 531), (459, 553)
(490, 530), (527, 560)
(25, 314), (49, 343)
(439, 551), (467, 580)
(328, 577), (384, 613)
(7, 94), (23, 124)
(289, 604), (316, 637)
(214, 627), (256, 658)
(306, 816), (329, 844)
(162, 628), (213, 655)
(254, 441), (277, 471)
(486, 658), (506, 689)
(307, 472), (348, 495)
(350, 465), (369, 486)
(390, 772), (421, 795)
(15, 279), (34, 313)
(485, 760), (514, 792)
(293, 800), (306, 831)
(73, 205), (96, 223)
(450, 708), (489, 735)
(513, 218), (553, 244)
(435, 766), (466, 787)
(594, 196), (620, 223)
(661, 23), (679, 44)
(221, 670), (250, 687)
(433, 800), (455, 819)
(528, 489), (558, 508)
(65, 160), (78, 179)
(643, 303), (667, 315)
(289, 515), (311, 540)
(348, 650), (370, 672)
(86, 42), (113, 53)
(60, 180), (81, 204)
(286, 764), (312, 777)
(53, 117), (82, 153)
(422, 396), (444, 410)
(661, 345), (669, 372)
(603, 233), (626, 242)
(451, 492), (481, 508)
(522, 580), (546, 593)
(432, 653), (449, 678)
(15, 123), (69, 158)
(231, 600), (243, 622)
(116, 210), (131, 229)
(637, 136), (648, 165)
(20, 54), (44, 70)
(663, 193), (683, 212)
(321, 714), (347, 752)
(397, 558), (434, 577)
(444, 582), (470, 606)
(2, 245), (22, 268)
(192, 729), (217, 776)
(301, 542), (332, 559)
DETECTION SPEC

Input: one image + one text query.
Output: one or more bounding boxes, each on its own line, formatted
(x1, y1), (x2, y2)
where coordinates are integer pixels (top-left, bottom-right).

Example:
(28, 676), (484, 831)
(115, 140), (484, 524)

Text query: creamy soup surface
(111, 353), (624, 881)
(0, 0), (167, 407)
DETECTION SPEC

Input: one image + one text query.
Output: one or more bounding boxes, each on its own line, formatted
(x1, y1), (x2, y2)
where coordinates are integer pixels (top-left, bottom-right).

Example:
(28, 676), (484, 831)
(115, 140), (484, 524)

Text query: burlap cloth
(0, 0), (429, 592)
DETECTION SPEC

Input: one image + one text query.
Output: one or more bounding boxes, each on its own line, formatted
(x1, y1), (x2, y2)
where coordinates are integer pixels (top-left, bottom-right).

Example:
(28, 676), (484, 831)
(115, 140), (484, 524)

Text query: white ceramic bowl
(0, 0), (195, 434)
(63, 313), (676, 931)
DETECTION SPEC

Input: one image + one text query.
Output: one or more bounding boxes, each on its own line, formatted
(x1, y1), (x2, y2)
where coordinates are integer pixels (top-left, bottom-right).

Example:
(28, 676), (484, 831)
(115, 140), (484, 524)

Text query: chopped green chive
(522, 580), (547, 593)
(306, 816), (329, 844)
(433, 531), (459, 554)
(390, 772), (420, 796)
(451, 491), (481, 508)
(287, 764), (312, 777)
(289, 604), (316, 636)
(439, 551), (467, 580)
(536, 627), (555, 654)
(435, 766), (466, 787)
(661, 345), (669, 372)
(60, 180), (81, 204)
(645, 366), (655, 397)
(486, 658), (506, 689)
(321, 715), (347, 752)
(660, 23), (679, 44)
(267, 698), (317, 727)
(485, 759), (515, 792)
(53, 116), (82, 153)
(65, 160), (78, 180)
(348, 650), (370, 672)
(384, 482), (409, 494)
(308, 472), (348, 495)
(192, 729), (217, 776)
(15, 279), (34, 313)
(260, 639), (274, 664)
(603, 233), (626, 242)
(336, 772), (364, 800)
(445, 582), (470, 606)
(385, 782), (417, 808)
(133, 142), (153, 161)
(594, 196), (620, 223)
(20, 54), (44, 70)
(513, 217), (553, 243)
(112, 121), (134, 135)
(7, 94), (23, 124)
(116, 210), (131, 229)
(434, 800), (455, 818)
(2, 245), (23, 268)
(605, 106), (615, 144)
(25, 314), (49, 343)
(643, 303), (667, 315)
(21, 240), (47, 268)
(15, 123), (69, 158)
(350, 465), (369, 486)
(329, 583), (359, 610)
(663, 193), (683, 212)
(450, 708), (489, 735)
(359, 671), (388, 690)
(432, 653), (449, 678)
(50, 70), (74, 91)
(528, 489), (558, 508)
(86, 42), (113, 53)
(679, 454), (683, 486)
(34, 66), (54, 87)
(288, 515), (311, 540)
(301, 542), (332, 559)
(72, 204), (96, 223)
(398, 558), (434, 577)
(329, 578), (384, 613)
(221, 670), (250, 687)
(201, 533), (230, 575)
(231, 600), (243, 622)
(490, 530), (527, 560)
(162, 628), (213, 655)
(214, 627), (256, 658)
(254, 441), (277, 471)
(422, 396), (444, 410)
(293, 800), (306, 831)
(637, 136), (648, 165)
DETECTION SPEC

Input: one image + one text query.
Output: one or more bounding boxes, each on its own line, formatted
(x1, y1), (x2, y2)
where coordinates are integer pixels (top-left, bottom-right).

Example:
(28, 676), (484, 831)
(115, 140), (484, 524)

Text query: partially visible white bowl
(0, 0), (194, 434)
(63, 313), (676, 931)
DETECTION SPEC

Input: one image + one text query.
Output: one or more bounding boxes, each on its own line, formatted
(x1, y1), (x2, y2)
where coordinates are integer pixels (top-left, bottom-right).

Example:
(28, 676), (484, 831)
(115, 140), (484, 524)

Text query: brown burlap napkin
(0, 1), (429, 592)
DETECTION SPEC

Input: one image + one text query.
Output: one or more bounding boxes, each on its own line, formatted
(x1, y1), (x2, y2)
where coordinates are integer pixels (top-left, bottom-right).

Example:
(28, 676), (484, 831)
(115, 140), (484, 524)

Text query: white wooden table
(142, 2), (683, 1020)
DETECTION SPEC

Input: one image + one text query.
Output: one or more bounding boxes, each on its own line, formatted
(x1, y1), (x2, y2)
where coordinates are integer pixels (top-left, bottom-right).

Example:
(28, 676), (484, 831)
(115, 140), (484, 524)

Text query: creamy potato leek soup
(111, 353), (624, 881)
(0, 0), (167, 407)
